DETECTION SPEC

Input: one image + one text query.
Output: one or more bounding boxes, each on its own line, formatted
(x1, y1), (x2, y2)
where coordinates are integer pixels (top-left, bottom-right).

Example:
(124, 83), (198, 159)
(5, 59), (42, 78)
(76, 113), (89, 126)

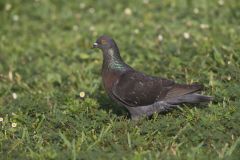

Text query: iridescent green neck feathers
(103, 48), (126, 71)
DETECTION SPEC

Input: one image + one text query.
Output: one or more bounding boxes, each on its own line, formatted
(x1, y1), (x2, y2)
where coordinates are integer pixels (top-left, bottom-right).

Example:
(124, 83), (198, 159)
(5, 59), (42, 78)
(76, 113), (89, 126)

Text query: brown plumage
(93, 35), (213, 120)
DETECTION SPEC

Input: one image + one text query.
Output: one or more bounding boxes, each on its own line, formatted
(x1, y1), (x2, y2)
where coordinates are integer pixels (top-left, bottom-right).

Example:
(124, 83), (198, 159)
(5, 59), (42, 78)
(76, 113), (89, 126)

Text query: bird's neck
(102, 47), (127, 72)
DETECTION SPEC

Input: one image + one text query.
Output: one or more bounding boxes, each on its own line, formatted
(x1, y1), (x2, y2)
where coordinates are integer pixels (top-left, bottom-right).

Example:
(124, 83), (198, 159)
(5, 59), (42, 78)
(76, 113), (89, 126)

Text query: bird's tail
(168, 93), (214, 104)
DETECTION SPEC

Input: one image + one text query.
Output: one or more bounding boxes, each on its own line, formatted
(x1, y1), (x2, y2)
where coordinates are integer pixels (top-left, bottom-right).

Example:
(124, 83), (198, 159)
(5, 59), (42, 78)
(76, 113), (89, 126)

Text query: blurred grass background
(0, 0), (240, 159)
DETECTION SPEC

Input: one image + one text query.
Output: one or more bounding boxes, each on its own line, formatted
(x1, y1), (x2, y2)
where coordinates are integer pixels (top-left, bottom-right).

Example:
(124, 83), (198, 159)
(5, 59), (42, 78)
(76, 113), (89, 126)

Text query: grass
(0, 0), (240, 159)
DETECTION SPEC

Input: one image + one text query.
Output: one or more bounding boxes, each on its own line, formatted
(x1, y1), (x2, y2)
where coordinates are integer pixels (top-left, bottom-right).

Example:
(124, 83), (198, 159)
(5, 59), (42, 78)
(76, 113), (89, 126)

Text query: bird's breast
(102, 70), (120, 94)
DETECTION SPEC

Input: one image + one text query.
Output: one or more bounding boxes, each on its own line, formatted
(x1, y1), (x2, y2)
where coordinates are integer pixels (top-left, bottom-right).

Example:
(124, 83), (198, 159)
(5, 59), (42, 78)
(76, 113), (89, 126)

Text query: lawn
(0, 0), (240, 159)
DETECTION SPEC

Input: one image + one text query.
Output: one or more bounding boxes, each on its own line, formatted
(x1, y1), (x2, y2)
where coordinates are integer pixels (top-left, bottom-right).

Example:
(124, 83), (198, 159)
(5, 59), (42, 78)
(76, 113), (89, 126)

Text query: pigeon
(93, 35), (213, 120)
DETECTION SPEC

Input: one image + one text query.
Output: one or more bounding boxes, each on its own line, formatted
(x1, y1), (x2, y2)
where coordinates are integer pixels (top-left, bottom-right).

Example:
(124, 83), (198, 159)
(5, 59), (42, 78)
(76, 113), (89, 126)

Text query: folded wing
(111, 71), (204, 107)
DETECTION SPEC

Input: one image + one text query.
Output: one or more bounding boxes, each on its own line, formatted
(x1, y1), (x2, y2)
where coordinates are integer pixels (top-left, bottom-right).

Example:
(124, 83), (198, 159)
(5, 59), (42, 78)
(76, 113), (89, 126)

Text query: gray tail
(167, 93), (214, 104)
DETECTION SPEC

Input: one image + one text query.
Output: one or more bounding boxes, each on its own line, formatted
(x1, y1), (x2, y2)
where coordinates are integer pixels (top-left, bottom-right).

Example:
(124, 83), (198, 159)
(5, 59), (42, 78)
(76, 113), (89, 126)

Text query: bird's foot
(153, 101), (178, 112)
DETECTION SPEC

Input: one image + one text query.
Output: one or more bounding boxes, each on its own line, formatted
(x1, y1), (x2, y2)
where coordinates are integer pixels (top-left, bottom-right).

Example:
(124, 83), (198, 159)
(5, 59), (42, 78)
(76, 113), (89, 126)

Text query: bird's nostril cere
(93, 42), (98, 48)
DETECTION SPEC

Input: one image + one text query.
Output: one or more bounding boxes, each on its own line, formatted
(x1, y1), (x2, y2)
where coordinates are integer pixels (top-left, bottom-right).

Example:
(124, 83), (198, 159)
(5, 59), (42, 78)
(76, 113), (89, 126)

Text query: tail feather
(167, 93), (213, 104)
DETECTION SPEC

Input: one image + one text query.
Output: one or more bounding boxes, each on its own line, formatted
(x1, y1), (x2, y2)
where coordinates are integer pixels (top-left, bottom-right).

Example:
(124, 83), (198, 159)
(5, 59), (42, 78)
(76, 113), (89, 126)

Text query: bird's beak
(92, 42), (98, 48)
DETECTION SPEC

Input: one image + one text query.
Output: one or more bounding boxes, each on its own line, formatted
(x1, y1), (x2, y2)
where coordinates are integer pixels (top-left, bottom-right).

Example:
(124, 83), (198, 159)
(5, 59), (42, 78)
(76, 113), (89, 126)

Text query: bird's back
(111, 70), (205, 107)
(111, 70), (174, 106)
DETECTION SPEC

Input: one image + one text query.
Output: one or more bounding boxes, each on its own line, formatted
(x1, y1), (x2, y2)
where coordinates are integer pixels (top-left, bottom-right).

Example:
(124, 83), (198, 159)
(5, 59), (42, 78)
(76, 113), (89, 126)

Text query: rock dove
(93, 35), (213, 120)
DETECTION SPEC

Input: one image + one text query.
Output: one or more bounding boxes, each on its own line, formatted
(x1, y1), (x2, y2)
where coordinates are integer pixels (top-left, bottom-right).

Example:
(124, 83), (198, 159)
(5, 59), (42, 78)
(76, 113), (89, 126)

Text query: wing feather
(112, 71), (174, 107)
(163, 83), (203, 101)
(111, 71), (205, 107)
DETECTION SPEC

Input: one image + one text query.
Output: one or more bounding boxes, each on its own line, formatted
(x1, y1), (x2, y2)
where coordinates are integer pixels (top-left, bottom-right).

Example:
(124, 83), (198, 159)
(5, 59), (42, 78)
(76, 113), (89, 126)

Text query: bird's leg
(126, 101), (178, 120)
(153, 101), (178, 111)
(146, 101), (178, 115)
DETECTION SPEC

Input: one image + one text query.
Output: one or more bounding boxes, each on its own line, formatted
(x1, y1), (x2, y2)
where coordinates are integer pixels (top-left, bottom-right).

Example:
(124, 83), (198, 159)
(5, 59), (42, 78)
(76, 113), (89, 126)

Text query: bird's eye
(101, 39), (107, 45)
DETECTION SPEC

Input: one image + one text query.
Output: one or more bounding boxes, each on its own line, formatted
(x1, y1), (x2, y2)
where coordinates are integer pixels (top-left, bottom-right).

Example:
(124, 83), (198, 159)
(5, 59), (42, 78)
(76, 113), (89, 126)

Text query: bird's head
(93, 35), (116, 50)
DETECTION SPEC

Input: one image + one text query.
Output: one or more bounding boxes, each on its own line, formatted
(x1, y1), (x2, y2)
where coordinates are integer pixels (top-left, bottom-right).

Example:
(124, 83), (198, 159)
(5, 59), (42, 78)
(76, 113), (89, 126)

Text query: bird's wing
(111, 71), (204, 107)
(162, 83), (204, 102)
(111, 71), (175, 107)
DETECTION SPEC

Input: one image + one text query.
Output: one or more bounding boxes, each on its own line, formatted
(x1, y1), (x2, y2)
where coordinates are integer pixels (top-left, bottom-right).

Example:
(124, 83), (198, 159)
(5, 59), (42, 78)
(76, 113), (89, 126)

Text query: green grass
(0, 0), (240, 159)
